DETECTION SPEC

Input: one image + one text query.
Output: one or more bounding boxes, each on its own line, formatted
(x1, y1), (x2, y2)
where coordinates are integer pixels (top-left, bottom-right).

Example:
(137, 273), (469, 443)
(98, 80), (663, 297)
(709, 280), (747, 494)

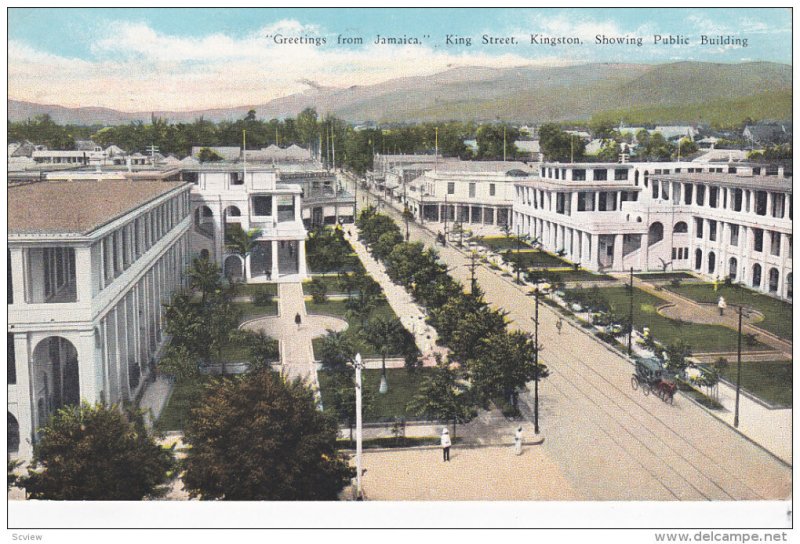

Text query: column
(613, 234), (624, 271)
(75, 247), (92, 303)
(298, 240), (307, 278)
(588, 234), (598, 270)
(271, 240), (280, 279)
(294, 195), (301, 222)
(77, 330), (99, 404)
(245, 254), (252, 279)
(14, 334), (33, 459)
(10, 248), (26, 304)
(638, 234), (648, 270)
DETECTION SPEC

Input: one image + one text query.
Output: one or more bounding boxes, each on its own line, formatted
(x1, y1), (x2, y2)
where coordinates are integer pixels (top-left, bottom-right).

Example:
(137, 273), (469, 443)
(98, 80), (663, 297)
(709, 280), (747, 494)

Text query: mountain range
(8, 61), (792, 126)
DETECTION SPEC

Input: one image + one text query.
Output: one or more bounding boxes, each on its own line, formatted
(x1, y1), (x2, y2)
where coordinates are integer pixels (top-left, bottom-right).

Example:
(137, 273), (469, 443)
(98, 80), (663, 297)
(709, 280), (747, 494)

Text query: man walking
(441, 428), (451, 462)
(295, 312), (302, 329)
(514, 426), (523, 456)
(556, 318), (563, 335)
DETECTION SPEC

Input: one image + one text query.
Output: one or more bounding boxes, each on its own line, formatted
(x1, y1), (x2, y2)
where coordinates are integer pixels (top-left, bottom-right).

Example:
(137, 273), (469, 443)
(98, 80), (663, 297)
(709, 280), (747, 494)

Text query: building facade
(183, 164), (308, 283)
(8, 180), (193, 459)
(512, 161), (792, 300)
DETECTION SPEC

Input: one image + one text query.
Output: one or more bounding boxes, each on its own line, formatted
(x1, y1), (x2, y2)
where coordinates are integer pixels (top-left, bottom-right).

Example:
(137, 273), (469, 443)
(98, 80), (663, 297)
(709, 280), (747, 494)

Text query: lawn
(318, 367), (433, 423)
(539, 269), (615, 283)
(715, 360), (792, 408)
(566, 286), (767, 354)
(154, 376), (215, 432)
(234, 283), (278, 297)
(474, 236), (535, 252)
(634, 272), (697, 281)
(302, 275), (352, 296)
(664, 283), (793, 342)
(503, 250), (570, 269)
(234, 300), (279, 321)
(307, 253), (365, 275)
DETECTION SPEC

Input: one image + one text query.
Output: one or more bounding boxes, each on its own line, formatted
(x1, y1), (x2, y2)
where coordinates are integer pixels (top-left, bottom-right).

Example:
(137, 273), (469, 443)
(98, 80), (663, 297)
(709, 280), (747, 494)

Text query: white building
(512, 161), (792, 300)
(403, 161), (538, 232)
(8, 180), (193, 459)
(183, 163), (308, 283)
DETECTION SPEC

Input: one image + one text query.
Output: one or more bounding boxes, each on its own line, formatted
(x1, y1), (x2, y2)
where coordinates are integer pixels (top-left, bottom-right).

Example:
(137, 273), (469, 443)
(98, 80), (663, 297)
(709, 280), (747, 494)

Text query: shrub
(253, 289), (274, 306)
(308, 278), (328, 304)
(670, 278), (682, 288)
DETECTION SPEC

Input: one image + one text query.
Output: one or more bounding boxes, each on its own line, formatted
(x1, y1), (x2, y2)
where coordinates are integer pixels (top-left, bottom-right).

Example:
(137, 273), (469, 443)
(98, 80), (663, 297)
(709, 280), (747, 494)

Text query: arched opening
(728, 257), (738, 281)
(695, 248), (703, 270)
(648, 222), (664, 246)
(768, 268), (779, 293)
(707, 251), (716, 274)
(194, 206), (215, 238)
(8, 413), (19, 454)
(643, 170), (649, 188)
(752, 264), (762, 288)
(634, 170), (639, 186)
(224, 255), (244, 282)
(199, 249), (210, 260)
(673, 221), (688, 234)
(32, 337), (79, 426)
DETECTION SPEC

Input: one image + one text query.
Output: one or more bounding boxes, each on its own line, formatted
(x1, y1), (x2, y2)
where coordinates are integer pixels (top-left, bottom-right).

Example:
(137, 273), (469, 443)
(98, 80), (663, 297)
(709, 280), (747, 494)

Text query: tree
(468, 331), (548, 411)
(663, 339), (692, 374)
(224, 226), (262, 281)
(327, 369), (376, 442)
(21, 403), (175, 500)
(182, 370), (354, 500)
(373, 230), (403, 261)
(197, 147), (224, 162)
(363, 315), (406, 392)
(205, 294), (243, 370)
(308, 277), (328, 303)
(163, 292), (206, 356)
(158, 344), (201, 381)
(318, 330), (356, 371)
(239, 329), (279, 371)
(539, 124), (585, 162)
(407, 355), (477, 439)
(188, 256), (222, 305)
(476, 124), (519, 160)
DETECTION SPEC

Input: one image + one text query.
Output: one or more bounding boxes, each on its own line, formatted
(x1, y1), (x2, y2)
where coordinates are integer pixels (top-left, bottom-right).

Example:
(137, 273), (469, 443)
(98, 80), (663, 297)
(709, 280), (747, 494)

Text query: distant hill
(8, 61), (791, 126)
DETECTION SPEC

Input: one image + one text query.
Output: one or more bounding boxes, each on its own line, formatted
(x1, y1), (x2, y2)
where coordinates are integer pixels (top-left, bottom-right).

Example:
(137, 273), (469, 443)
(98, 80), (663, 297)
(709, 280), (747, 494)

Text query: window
(732, 189), (743, 212)
(577, 192), (595, 211)
(469, 183), (476, 198)
(696, 185), (705, 206)
(447, 182), (455, 195)
(753, 228), (764, 252)
(709, 220), (717, 242)
(572, 169), (586, 181)
(614, 169), (628, 181)
(730, 224), (739, 246)
(684, 184), (693, 205)
(489, 184), (496, 196)
(253, 196), (272, 216)
(709, 186), (718, 208)
(673, 221), (688, 234)
(772, 193), (785, 218)
(770, 231), (781, 256)
(8, 333), (15, 384)
(556, 193), (566, 214)
(593, 169), (607, 181)
(230, 172), (244, 186)
(652, 180), (659, 200)
(755, 191), (767, 216)
(695, 218), (704, 239)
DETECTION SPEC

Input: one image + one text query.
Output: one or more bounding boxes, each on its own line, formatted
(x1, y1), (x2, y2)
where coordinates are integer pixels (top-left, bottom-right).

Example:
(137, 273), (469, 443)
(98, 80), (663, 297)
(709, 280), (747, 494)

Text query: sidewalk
(138, 375), (174, 430)
(343, 226), (448, 362)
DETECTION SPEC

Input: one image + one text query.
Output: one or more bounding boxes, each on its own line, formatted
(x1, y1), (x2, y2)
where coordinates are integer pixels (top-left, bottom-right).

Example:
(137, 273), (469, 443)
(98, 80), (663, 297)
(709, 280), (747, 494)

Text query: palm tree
(363, 316), (405, 394)
(225, 226), (262, 281)
(188, 256), (222, 305)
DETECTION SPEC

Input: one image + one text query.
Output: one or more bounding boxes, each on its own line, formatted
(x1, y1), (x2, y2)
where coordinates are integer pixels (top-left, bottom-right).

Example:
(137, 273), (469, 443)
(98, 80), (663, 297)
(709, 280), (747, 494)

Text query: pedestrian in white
(441, 428), (451, 462)
(556, 318), (563, 335)
(718, 296), (727, 316)
(514, 426), (523, 456)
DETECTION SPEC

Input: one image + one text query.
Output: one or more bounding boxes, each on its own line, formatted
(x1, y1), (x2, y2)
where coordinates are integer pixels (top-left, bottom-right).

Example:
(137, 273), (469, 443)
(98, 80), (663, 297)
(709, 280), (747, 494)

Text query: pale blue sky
(8, 8), (792, 110)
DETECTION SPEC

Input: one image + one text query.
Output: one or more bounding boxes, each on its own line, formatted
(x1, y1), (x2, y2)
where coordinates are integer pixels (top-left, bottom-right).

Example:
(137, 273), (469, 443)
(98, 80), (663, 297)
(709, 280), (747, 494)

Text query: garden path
(240, 282), (347, 384)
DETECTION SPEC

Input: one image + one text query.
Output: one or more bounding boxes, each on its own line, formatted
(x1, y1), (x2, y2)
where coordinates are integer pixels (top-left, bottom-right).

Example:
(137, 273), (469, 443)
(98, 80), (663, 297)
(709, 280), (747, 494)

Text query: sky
(8, 7), (793, 111)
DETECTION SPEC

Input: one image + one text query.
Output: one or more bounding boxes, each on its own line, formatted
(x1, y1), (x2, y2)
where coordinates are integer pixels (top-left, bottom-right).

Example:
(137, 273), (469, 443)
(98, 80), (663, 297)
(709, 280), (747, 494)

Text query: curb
(340, 436), (545, 453)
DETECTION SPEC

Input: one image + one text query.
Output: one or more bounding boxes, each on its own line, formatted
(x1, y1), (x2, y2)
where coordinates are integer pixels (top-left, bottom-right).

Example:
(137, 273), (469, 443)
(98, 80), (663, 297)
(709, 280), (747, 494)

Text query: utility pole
(503, 126), (507, 162)
(443, 192), (449, 245)
(570, 135), (574, 163)
(628, 266), (634, 355)
(468, 251), (479, 295)
(146, 144), (159, 165)
(353, 353), (364, 499)
(734, 306), (743, 428)
(533, 289), (540, 434)
(242, 130), (247, 182)
(435, 127), (439, 172)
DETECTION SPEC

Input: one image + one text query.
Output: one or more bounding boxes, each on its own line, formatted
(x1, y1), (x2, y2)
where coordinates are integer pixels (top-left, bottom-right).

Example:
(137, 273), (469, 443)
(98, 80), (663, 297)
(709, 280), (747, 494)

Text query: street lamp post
(533, 288), (540, 434)
(628, 266), (634, 355)
(734, 306), (743, 428)
(353, 352), (364, 499)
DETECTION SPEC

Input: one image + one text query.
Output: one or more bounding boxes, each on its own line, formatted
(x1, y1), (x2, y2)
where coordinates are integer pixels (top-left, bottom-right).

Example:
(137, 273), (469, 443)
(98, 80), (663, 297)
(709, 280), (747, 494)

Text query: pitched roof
(9, 180), (187, 236)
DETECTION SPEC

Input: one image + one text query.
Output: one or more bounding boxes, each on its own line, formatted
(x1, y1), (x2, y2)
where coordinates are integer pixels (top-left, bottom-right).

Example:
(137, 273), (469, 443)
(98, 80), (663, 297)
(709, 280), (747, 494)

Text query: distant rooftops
(9, 180), (187, 236)
(190, 144), (312, 163)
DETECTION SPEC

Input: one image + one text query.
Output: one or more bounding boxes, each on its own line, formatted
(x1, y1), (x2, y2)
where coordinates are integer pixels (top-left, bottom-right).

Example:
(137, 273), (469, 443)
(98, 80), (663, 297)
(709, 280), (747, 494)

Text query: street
(349, 175), (792, 501)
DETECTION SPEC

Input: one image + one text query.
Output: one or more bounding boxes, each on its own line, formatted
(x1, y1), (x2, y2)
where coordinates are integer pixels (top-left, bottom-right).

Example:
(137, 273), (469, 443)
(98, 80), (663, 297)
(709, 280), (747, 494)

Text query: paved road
(352, 178), (791, 500)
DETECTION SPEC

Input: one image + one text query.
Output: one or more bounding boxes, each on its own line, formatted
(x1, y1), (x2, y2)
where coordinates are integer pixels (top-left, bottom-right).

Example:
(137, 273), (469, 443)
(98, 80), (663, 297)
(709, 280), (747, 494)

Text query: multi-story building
(512, 161), (792, 300)
(403, 161), (538, 231)
(8, 180), (193, 459)
(183, 163), (308, 283)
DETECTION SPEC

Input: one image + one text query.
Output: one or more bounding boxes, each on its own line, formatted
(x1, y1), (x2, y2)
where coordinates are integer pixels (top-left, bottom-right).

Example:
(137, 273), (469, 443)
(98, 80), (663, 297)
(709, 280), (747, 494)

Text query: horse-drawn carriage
(631, 357), (677, 405)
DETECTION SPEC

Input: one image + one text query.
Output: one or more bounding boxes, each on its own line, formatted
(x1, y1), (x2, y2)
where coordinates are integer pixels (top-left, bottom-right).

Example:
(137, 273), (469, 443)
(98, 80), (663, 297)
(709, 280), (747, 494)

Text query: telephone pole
(533, 288), (540, 434)
(628, 266), (634, 355)
(734, 306), (743, 428)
